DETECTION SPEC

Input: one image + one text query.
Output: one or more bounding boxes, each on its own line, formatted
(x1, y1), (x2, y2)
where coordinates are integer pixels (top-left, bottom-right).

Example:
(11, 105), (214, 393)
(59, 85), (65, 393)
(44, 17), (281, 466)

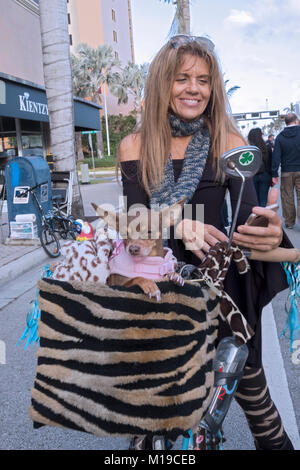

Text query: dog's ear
(91, 202), (119, 231)
(159, 198), (186, 228)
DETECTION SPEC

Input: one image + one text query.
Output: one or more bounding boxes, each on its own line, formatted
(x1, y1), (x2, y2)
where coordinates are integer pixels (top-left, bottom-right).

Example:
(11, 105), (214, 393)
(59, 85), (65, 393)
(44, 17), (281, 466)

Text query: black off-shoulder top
(120, 157), (292, 366)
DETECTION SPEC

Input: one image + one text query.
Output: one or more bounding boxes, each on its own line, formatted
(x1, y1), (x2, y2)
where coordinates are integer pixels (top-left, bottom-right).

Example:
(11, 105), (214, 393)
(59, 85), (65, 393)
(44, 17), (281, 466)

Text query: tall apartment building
(68, 0), (135, 115)
(0, 0), (101, 161)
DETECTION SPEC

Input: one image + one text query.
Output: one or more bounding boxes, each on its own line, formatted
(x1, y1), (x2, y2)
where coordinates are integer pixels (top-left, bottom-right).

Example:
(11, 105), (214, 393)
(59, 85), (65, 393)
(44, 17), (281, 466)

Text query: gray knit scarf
(150, 113), (210, 209)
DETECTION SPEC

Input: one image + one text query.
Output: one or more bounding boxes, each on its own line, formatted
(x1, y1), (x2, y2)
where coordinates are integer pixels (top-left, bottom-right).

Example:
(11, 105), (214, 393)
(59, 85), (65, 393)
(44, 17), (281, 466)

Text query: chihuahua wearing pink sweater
(91, 200), (186, 301)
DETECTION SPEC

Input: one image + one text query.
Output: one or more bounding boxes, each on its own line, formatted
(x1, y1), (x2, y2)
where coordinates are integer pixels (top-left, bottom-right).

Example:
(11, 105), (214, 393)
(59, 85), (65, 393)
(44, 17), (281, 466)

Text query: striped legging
(131, 366), (293, 450)
(235, 366), (290, 449)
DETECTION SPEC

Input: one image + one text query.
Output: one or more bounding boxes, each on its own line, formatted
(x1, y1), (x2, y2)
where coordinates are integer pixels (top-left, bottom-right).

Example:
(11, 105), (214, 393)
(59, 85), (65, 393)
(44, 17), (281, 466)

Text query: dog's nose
(129, 245), (140, 256)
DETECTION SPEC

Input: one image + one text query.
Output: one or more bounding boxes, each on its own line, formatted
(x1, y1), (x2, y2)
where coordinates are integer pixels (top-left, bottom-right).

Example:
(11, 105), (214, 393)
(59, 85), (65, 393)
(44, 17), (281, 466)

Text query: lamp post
(99, 84), (110, 157)
(266, 98), (269, 110)
(88, 133), (96, 179)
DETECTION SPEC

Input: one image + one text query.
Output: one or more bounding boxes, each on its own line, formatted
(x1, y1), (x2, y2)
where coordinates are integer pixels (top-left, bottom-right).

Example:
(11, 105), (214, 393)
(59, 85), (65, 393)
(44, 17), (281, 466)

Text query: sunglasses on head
(169, 34), (215, 51)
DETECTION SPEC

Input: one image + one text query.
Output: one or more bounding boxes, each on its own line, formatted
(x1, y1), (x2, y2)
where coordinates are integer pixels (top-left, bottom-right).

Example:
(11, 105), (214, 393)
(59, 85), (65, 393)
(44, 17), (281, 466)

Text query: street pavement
(0, 180), (299, 450)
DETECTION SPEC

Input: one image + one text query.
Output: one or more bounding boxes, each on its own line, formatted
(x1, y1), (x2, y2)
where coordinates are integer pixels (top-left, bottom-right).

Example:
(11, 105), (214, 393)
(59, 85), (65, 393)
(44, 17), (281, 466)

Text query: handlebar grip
(249, 247), (300, 263)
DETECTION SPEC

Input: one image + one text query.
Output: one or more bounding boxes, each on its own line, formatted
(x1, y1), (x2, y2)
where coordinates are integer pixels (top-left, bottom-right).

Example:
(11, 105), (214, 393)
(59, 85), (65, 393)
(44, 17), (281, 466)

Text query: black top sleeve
(119, 158), (293, 367)
(120, 161), (149, 210)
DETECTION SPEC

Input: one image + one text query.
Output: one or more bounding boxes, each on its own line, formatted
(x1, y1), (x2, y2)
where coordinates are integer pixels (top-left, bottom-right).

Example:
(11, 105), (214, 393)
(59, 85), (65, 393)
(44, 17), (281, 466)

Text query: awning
(0, 73), (101, 131)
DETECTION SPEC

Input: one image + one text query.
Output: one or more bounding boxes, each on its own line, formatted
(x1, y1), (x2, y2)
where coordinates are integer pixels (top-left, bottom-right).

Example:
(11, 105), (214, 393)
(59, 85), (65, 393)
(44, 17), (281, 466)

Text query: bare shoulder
(226, 132), (246, 152)
(118, 133), (141, 162)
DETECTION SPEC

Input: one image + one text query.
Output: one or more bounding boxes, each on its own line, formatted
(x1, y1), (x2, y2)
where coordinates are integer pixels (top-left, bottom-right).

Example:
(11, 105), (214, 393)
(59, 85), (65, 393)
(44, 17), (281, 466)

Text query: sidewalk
(0, 200), (100, 285)
(0, 178), (123, 284)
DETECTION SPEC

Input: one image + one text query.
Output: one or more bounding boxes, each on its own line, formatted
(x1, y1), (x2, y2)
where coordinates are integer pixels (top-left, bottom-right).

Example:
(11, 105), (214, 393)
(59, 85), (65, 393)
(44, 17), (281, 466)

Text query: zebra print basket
(29, 278), (220, 442)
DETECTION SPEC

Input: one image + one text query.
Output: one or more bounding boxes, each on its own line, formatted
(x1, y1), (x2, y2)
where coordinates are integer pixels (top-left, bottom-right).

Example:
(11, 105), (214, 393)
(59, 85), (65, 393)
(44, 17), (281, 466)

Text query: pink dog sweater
(108, 240), (177, 280)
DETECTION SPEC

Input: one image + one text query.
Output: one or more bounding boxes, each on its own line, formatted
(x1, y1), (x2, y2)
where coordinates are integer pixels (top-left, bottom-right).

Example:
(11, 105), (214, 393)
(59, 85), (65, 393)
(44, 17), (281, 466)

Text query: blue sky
(131, 0), (300, 114)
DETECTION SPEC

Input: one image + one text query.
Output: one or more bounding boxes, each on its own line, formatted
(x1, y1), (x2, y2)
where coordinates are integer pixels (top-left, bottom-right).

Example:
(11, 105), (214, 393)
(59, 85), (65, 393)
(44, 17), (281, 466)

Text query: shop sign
(18, 92), (48, 116)
(0, 76), (100, 130)
(0, 78), (49, 122)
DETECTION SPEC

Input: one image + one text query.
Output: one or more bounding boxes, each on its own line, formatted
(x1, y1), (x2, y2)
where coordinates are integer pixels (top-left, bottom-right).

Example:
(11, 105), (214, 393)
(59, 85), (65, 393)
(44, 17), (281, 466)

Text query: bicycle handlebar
(17, 181), (48, 196)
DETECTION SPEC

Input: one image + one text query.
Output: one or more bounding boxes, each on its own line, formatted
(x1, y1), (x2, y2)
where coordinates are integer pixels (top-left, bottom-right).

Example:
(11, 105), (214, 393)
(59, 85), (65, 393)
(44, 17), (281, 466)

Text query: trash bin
(5, 156), (53, 237)
(80, 163), (90, 184)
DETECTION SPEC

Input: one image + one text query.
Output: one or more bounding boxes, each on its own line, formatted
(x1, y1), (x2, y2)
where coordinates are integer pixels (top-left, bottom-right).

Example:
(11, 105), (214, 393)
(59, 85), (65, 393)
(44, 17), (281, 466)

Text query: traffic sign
(233, 110), (279, 121)
(81, 130), (99, 134)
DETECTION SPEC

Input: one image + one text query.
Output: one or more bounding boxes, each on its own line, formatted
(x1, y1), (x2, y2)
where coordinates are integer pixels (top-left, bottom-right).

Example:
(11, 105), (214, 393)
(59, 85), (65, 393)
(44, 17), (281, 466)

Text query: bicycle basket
(29, 278), (219, 442)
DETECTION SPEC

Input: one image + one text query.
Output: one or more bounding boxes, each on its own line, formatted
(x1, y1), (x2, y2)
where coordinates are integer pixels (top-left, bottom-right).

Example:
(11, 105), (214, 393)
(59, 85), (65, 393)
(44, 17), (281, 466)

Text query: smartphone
(245, 203), (279, 227)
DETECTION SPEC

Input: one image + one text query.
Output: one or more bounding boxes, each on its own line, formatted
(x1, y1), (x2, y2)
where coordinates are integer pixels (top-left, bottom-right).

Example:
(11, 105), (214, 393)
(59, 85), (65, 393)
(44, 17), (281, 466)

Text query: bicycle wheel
(205, 428), (225, 450)
(40, 226), (61, 258)
(56, 216), (81, 240)
(68, 220), (82, 240)
(182, 426), (225, 450)
(52, 216), (68, 239)
(60, 216), (81, 240)
(129, 435), (171, 450)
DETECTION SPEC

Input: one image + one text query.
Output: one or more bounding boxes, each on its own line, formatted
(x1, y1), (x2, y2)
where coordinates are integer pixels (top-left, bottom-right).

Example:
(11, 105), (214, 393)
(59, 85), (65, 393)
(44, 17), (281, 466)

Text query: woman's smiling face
(170, 53), (211, 121)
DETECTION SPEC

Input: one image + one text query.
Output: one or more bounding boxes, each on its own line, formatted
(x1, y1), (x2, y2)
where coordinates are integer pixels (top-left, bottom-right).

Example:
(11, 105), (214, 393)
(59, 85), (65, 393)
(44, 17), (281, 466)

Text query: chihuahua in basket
(91, 199), (186, 301)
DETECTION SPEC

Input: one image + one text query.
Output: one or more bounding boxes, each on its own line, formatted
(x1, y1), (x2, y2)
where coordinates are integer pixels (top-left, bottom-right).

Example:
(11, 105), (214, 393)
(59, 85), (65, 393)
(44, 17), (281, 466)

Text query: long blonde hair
(119, 39), (243, 195)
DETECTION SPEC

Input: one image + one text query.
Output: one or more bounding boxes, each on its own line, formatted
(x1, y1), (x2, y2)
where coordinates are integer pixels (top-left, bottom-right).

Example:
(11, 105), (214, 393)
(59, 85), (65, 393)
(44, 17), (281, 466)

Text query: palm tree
(39, 0), (83, 216)
(110, 63), (149, 125)
(160, 0), (191, 35)
(284, 102), (296, 113)
(71, 43), (121, 158)
(224, 76), (240, 98)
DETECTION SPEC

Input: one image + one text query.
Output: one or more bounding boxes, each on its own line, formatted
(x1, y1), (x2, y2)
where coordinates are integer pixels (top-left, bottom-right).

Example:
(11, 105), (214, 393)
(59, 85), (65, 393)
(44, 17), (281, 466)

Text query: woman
(248, 127), (273, 207)
(117, 35), (293, 450)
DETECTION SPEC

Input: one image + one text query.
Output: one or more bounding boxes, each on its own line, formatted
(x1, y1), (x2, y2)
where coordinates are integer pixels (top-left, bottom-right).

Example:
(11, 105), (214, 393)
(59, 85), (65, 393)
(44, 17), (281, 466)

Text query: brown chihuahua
(91, 199), (186, 301)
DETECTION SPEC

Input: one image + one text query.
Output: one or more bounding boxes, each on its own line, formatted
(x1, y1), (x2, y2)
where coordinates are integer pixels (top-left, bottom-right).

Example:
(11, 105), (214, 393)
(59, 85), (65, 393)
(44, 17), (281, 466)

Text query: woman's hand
(175, 219), (228, 260)
(232, 188), (283, 251)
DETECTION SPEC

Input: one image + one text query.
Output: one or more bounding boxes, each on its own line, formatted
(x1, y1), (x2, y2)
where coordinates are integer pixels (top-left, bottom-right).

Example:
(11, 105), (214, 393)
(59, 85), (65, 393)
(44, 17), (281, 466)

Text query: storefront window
(0, 117), (17, 163)
(22, 134), (43, 154)
(0, 136), (17, 154)
(21, 118), (44, 156)
(0, 116), (45, 161)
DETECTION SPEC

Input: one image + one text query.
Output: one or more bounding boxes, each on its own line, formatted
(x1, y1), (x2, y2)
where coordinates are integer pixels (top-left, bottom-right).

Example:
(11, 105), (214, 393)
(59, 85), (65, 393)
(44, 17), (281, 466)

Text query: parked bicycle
(17, 182), (81, 258)
(52, 193), (81, 241)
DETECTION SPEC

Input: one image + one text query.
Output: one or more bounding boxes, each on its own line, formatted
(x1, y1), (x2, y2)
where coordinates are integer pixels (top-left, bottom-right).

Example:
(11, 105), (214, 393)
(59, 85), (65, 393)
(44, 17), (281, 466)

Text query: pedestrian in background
(248, 128), (272, 206)
(266, 134), (275, 152)
(272, 112), (300, 229)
